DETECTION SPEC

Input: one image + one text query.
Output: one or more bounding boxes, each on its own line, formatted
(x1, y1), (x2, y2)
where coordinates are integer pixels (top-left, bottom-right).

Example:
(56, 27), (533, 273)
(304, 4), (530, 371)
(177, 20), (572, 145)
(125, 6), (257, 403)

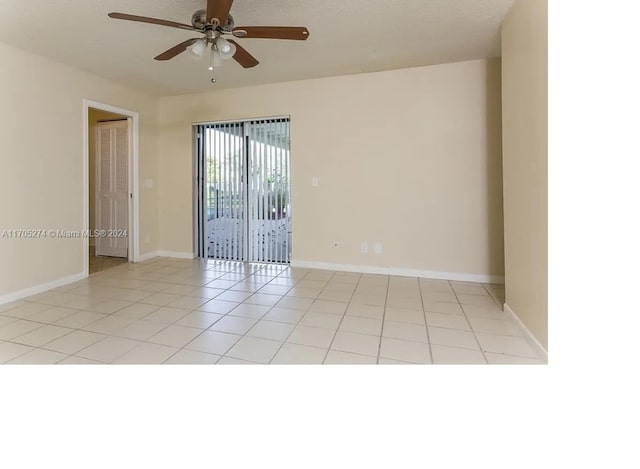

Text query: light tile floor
(0, 258), (546, 365)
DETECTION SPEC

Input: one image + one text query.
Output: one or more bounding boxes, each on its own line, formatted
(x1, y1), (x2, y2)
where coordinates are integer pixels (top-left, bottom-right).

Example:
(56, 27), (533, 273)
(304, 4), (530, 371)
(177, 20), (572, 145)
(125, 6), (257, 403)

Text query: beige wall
(501, 0), (548, 348)
(157, 59), (504, 279)
(0, 41), (158, 298)
(88, 109), (127, 245)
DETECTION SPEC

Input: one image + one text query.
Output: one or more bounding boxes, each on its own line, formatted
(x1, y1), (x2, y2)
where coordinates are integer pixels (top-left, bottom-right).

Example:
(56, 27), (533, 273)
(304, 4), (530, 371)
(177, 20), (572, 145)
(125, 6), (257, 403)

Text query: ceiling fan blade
(232, 26), (310, 40)
(108, 12), (197, 32)
(207, 0), (233, 25)
(155, 39), (200, 61)
(228, 40), (259, 68)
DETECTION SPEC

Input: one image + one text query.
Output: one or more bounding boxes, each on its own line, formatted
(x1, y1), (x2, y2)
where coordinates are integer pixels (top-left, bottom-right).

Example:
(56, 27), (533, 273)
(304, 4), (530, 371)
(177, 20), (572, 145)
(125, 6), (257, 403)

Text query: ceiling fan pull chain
(209, 45), (219, 84)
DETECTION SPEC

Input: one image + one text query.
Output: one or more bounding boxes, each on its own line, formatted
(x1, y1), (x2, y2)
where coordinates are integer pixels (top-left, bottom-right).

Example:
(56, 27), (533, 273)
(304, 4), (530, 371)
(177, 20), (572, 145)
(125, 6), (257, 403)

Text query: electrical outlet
(361, 242), (368, 254)
(374, 243), (383, 255)
(312, 177), (319, 187)
(145, 235), (150, 244)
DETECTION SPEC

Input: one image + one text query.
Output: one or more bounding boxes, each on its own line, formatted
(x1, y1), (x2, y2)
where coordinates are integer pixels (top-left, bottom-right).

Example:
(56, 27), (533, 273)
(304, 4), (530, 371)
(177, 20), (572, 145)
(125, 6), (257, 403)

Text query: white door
(96, 120), (129, 258)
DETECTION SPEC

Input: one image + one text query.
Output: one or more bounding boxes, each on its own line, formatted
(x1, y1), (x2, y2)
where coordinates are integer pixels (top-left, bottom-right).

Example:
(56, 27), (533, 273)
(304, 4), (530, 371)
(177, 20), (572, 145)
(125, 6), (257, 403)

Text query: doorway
(194, 117), (291, 264)
(83, 100), (140, 276)
(88, 109), (129, 273)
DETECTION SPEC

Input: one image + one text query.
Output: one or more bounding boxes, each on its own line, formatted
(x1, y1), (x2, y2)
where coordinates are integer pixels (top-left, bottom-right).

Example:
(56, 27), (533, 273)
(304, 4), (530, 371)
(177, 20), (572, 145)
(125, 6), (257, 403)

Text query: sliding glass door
(194, 118), (291, 264)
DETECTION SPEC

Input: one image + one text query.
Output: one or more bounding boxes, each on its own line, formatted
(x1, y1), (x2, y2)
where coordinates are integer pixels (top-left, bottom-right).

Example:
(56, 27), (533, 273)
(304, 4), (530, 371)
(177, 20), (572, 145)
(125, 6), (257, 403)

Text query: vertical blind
(194, 118), (291, 264)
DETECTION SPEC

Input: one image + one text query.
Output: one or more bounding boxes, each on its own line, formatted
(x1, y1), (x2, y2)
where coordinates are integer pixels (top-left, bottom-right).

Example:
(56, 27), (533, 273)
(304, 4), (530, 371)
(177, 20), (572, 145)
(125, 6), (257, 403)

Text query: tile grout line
(161, 262), (278, 364)
(266, 277), (321, 364)
(15, 295), (214, 360)
(262, 267), (334, 364)
(320, 271), (363, 364)
(0, 301), (138, 361)
(166, 263), (306, 364)
(32, 261), (271, 364)
(214, 265), (309, 364)
(213, 265), (303, 363)
(376, 275), (392, 364)
(419, 279), (434, 364)
(1, 260), (527, 365)
(149, 262), (298, 363)
(28, 260), (286, 309)
(4, 288), (508, 352)
(5, 275), (372, 364)
(450, 283), (489, 364)
(49, 262), (290, 364)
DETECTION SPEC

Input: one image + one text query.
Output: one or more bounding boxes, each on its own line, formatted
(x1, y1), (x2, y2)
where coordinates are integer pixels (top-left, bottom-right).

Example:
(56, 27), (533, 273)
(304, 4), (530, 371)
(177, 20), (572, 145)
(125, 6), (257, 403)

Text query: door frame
(82, 99), (140, 276)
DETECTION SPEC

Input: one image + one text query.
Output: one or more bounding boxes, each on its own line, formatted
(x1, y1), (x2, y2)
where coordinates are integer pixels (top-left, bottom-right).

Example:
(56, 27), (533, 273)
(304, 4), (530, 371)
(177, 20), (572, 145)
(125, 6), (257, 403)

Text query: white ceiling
(0, 0), (515, 96)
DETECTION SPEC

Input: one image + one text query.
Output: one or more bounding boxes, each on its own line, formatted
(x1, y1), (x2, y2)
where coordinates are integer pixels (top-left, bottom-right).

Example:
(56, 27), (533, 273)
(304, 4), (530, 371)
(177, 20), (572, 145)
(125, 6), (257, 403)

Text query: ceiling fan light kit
(107, 0), (310, 83)
(188, 38), (208, 57)
(216, 37), (234, 56)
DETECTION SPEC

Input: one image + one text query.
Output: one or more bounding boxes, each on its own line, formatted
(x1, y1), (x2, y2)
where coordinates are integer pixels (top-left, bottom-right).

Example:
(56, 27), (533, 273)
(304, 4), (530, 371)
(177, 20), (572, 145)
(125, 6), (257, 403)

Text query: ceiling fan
(108, 0), (310, 71)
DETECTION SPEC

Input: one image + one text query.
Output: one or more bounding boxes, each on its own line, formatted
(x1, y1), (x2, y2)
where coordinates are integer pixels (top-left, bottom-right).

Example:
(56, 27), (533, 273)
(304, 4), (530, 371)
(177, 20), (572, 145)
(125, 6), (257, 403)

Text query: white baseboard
(135, 255), (502, 283)
(137, 250), (160, 262)
(504, 303), (548, 362)
(137, 250), (195, 261)
(157, 251), (195, 259)
(0, 272), (86, 306)
(290, 260), (504, 284)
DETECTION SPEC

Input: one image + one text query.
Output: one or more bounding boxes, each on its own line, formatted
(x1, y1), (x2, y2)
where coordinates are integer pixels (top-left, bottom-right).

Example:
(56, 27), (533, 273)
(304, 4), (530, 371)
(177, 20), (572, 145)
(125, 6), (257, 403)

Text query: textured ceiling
(0, 0), (515, 96)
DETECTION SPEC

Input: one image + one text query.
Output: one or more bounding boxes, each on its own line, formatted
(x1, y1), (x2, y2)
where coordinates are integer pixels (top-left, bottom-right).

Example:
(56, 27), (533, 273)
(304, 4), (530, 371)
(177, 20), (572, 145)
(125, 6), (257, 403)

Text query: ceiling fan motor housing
(191, 9), (234, 30)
